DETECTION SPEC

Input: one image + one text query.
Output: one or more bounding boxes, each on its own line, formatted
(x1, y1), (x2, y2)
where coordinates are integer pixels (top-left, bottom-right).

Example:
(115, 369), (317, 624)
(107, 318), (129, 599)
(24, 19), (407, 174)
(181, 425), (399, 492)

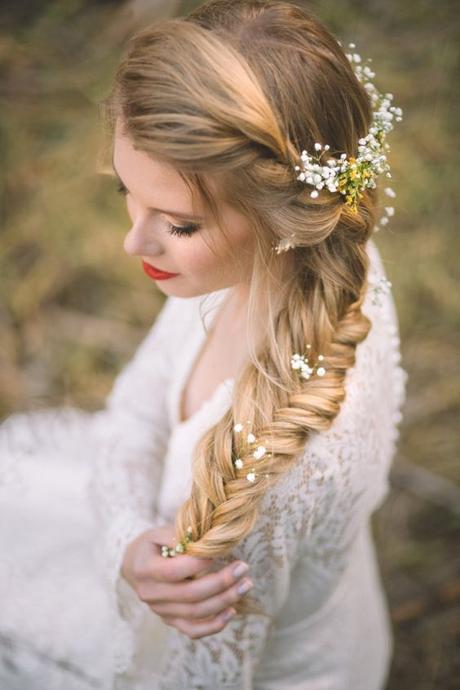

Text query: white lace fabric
(0, 239), (407, 690)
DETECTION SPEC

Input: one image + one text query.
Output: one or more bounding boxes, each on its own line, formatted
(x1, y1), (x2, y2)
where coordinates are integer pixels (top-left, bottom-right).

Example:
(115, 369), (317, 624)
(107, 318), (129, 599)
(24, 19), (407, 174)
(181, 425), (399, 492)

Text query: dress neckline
(171, 288), (234, 430)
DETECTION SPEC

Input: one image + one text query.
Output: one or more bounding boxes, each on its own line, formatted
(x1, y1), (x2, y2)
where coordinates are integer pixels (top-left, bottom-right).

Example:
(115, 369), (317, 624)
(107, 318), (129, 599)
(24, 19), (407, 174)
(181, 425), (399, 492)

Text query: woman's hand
(121, 523), (253, 639)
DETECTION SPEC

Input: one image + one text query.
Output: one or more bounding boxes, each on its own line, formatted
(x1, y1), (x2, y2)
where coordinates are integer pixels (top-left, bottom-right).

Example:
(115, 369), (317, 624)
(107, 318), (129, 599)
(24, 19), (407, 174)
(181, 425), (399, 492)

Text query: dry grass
(1, 1), (458, 687)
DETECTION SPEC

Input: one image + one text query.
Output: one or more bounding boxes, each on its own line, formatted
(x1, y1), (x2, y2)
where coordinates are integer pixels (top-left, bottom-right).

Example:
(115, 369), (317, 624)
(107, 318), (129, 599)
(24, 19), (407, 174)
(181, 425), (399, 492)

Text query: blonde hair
(100, 0), (377, 617)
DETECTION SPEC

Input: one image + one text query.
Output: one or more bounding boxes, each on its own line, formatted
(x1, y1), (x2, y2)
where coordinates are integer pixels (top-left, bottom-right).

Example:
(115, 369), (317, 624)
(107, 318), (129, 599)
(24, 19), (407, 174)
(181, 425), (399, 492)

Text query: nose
(123, 221), (162, 257)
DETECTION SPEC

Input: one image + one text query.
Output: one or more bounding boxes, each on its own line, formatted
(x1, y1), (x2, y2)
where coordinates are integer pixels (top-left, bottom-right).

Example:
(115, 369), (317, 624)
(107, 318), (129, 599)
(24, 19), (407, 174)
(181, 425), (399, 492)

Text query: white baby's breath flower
(294, 43), (402, 215)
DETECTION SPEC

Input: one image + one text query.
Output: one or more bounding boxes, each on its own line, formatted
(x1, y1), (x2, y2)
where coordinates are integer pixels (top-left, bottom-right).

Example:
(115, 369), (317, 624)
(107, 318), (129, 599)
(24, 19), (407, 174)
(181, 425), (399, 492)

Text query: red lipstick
(142, 260), (179, 281)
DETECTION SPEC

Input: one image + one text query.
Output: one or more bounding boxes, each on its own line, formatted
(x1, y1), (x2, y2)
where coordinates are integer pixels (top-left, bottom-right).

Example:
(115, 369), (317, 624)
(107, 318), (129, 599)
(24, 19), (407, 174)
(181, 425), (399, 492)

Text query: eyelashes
(116, 180), (200, 238)
(166, 222), (200, 238)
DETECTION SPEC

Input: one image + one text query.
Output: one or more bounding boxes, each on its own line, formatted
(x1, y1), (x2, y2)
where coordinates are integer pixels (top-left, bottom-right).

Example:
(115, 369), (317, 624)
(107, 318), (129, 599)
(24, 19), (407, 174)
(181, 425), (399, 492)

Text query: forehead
(112, 119), (209, 218)
(113, 120), (185, 190)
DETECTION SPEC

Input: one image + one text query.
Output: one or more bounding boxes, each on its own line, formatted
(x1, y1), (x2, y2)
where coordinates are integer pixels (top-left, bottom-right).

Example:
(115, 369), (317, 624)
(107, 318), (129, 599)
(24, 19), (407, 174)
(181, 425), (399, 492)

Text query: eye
(115, 179), (199, 237)
(166, 221), (200, 238)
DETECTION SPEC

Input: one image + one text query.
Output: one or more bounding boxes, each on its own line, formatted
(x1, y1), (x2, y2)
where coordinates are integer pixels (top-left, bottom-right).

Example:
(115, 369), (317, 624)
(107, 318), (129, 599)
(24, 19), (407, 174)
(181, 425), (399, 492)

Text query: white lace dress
(0, 238), (407, 690)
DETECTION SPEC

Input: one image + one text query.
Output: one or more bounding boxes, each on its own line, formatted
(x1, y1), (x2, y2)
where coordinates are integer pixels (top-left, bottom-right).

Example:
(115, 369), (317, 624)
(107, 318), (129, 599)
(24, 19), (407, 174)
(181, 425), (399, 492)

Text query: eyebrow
(111, 157), (205, 221)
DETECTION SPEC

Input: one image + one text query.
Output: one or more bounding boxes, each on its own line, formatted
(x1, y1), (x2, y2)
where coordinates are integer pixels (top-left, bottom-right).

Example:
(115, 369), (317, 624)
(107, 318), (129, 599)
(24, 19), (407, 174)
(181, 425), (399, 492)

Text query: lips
(142, 260), (179, 280)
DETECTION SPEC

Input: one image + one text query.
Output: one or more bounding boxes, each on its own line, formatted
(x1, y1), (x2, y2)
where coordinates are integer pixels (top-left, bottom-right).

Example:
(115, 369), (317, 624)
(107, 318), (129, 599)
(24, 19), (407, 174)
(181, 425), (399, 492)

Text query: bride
(0, 1), (407, 688)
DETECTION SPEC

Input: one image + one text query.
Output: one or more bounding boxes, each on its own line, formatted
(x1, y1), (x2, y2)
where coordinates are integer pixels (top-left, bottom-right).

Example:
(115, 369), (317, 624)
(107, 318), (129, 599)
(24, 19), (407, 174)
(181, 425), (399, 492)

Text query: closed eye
(166, 222), (200, 238)
(115, 179), (200, 238)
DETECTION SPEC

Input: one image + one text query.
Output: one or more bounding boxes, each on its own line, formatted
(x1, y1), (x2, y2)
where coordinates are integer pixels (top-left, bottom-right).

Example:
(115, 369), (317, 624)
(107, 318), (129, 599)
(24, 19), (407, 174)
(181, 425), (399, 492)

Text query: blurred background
(0, 1), (458, 687)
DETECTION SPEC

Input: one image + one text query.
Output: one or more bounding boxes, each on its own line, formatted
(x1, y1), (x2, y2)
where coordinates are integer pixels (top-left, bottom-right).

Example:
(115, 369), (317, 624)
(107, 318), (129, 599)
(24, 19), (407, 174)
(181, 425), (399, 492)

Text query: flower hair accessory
(273, 42), (403, 253)
(161, 525), (194, 558)
(291, 344), (326, 379)
(232, 420), (273, 483)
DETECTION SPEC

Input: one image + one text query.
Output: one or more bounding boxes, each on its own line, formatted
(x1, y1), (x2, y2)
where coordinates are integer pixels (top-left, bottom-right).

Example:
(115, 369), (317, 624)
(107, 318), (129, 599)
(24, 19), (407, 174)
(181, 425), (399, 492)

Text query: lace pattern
(129, 240), (408, 689)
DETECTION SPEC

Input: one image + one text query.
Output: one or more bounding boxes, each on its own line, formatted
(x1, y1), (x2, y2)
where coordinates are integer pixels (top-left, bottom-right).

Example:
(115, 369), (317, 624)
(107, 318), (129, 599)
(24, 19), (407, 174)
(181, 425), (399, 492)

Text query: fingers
(153, 552), (216, 582)
(161, 608), (238, 640)
(138, 559), (252, 623)
(150, 576), (254, 620)
(148, 559), (249, 601)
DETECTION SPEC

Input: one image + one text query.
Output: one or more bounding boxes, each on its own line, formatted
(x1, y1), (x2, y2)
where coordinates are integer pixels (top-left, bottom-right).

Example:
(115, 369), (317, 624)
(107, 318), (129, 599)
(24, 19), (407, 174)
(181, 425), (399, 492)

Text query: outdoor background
(0, 0), (459, 688)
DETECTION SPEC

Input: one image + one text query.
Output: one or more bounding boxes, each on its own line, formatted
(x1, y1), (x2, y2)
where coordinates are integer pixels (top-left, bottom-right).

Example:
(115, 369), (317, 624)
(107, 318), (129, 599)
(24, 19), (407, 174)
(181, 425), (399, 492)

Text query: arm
(86, 295), (185, 671)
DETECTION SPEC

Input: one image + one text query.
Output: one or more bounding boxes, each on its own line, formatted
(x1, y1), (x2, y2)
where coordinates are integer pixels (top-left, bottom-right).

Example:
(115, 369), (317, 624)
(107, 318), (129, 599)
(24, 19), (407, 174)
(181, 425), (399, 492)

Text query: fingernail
(222, 608), (236, 622)
(233, 562), (249, 579)
(237, 578), (253, 595)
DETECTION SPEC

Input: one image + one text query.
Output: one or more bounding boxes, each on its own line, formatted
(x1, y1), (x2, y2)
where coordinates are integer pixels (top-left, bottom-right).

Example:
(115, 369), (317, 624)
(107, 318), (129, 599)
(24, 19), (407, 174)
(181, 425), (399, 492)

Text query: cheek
(186, 216), (255, 277)
(173, 235), (222, 275)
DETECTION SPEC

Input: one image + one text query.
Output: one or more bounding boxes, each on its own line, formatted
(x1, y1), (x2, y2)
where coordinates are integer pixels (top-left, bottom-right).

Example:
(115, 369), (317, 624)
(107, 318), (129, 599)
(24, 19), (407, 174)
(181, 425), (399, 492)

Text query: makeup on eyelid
(116, 180), (201, 238)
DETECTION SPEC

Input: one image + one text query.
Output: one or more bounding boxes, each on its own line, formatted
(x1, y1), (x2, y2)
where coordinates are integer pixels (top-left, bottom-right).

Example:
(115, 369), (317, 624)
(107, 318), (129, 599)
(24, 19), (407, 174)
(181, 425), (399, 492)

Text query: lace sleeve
(155, 244), (408, 690)
(86, 295), (184, 673)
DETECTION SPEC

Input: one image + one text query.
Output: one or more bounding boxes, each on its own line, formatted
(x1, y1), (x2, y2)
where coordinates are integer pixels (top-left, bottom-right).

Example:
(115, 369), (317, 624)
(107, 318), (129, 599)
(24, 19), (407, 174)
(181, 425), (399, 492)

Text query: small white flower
(384, 206), (395, 216)
(293, 43), (402, 214)
(247, 432), (256, 443)
(253, 445), (266, 460)
(234, 458), (244, 469)
(317, 367), (326, 377)
(247, 471), (256, 482)
(233, 422), (244, 432)
(384, 187), (396, 198)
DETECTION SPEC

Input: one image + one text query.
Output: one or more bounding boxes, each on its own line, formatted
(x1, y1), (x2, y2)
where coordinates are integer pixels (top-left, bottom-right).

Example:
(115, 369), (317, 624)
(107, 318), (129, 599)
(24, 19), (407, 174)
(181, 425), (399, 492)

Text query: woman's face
(112, 117), (256, 299)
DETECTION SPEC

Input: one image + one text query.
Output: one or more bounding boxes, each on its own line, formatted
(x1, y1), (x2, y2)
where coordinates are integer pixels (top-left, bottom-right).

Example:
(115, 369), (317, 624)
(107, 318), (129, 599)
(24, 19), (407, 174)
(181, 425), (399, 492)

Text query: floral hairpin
(233, 420), (272, 483)
(273, 232), (297, 254)
(161, 525), (194, 558)
(294, 43), (403, 232)
(291, 344), (326, 379)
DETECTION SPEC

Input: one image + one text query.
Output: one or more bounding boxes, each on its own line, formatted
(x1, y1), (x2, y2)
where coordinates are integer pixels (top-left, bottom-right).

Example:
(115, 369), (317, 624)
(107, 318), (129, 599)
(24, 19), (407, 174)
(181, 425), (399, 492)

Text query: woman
(0, 1), (407, 688)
